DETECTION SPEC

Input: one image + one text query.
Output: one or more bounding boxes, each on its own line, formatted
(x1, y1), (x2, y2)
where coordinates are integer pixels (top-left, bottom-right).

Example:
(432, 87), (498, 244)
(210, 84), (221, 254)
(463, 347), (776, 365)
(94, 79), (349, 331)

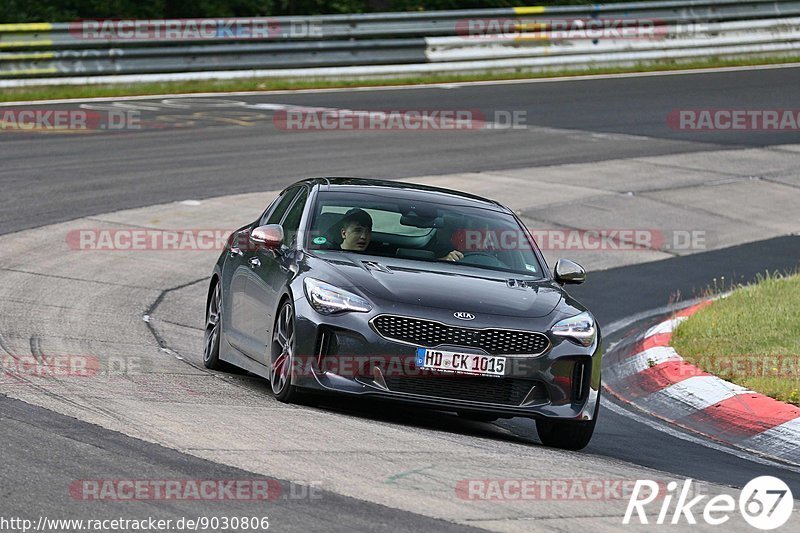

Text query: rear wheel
(203, 281), (225, 370)
(536, 392), (600, 451)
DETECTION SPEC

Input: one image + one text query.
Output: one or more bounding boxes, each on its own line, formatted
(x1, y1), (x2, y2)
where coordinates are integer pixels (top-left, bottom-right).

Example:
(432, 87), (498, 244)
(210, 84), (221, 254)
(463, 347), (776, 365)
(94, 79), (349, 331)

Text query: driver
(434, 225), (464, 262)
(433, 216), (464, 262)
(440, 250), (464, 262)
(339, 208), (373, 251)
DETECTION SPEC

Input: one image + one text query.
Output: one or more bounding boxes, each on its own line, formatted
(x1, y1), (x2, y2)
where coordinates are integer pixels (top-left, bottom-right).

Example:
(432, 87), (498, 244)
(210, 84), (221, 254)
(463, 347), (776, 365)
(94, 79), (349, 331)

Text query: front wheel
(270, 300), (303, 403)
(536, 392), (600, 451)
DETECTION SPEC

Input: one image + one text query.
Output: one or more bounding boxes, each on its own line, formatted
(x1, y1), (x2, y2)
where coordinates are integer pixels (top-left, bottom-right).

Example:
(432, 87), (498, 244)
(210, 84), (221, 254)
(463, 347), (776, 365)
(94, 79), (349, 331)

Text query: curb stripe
(640, 332), (672, 351)
(644, 316), (686, 337)
(680, 393), (800, 440)
(618, 360), (710, 399)
(610, 346), (682, 381)
(604, 298), (800, 465)
(613, 331), (672, 361)
(675, 300), (712, 317)
(638, 375), (750, 418)
(741, 417), (800, 461)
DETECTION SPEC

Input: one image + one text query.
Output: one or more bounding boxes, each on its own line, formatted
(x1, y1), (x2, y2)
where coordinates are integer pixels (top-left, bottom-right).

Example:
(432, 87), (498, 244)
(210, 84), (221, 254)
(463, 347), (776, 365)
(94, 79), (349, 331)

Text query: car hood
(310, 252), (563, 318)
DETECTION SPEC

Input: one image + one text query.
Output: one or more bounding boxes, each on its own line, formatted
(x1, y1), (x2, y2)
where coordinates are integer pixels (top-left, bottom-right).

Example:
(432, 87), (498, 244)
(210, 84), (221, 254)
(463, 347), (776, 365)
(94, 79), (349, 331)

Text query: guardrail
(1, 0), (799, 86)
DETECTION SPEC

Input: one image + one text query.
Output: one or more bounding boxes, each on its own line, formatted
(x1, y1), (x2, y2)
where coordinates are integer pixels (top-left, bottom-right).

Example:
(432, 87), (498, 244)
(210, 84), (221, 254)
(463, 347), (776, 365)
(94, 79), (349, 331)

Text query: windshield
(306, 189), (545, 277)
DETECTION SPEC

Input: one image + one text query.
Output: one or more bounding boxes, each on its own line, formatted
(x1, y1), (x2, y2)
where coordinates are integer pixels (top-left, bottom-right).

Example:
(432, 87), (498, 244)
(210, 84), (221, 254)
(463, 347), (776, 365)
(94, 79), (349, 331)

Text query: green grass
(671, 273), (800, 405)
(2, 55), (799, 103)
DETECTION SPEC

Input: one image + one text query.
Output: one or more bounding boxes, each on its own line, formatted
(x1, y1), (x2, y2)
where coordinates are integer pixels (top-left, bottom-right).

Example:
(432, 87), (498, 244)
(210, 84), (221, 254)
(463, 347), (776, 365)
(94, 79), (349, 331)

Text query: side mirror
(554, 259), (586, 285)
(250, 224), (284, 250)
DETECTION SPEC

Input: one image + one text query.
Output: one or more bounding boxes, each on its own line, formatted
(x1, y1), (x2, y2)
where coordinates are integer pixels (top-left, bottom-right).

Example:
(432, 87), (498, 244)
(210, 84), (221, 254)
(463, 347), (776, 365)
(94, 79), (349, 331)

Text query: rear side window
(281, 188), (309, 246)
(262, 187), (300, 226)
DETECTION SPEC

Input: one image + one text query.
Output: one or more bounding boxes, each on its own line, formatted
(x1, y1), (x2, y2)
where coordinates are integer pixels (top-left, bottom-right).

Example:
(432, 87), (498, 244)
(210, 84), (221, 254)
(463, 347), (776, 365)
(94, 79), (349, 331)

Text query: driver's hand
(441, 250), (464, 262)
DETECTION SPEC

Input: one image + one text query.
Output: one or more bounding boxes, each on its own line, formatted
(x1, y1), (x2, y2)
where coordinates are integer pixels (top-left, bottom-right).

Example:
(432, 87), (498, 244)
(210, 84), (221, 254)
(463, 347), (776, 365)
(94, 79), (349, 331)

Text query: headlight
(303, 277), (372, 315)
(551, 311), (596, 347)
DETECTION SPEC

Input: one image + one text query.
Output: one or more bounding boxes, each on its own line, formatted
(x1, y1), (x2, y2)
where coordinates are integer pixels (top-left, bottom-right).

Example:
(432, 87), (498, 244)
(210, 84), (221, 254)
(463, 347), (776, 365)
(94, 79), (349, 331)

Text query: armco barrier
(1, 0), (799, 85)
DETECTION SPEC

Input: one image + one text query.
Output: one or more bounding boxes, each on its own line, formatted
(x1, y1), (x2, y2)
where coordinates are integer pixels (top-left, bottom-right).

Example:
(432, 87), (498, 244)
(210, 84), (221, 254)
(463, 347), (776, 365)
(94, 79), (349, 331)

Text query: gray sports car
(204, 178), (601, 450)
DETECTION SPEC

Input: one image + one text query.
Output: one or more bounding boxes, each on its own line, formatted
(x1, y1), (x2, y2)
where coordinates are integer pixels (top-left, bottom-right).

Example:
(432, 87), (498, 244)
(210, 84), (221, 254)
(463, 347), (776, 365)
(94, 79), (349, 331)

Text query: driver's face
(341, 223), (372, 251)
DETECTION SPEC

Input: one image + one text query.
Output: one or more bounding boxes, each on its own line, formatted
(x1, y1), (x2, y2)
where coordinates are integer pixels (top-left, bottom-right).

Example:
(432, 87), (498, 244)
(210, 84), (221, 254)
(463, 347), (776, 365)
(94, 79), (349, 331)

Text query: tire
(269, 300), (303, 404)
(457, 411), (499, 423)
(536, 391), (600, 451)
(203, 280), (226, 370)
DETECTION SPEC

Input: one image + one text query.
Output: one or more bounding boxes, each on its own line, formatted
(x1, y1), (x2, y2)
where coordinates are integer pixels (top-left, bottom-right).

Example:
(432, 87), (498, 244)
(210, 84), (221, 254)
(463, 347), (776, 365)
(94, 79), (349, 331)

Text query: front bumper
(290, 293), (602, 421)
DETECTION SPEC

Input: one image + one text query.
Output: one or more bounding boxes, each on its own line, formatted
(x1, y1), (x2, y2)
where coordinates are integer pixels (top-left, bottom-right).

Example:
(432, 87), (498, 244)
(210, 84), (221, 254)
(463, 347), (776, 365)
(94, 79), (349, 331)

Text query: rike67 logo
(623, 476), (794, 529)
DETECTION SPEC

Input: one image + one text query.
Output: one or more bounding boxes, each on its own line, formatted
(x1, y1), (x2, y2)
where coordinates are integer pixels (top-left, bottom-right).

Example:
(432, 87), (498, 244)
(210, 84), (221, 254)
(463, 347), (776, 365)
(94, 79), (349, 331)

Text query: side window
(261, 187), (300, 226)
(281, 188), (309, 246)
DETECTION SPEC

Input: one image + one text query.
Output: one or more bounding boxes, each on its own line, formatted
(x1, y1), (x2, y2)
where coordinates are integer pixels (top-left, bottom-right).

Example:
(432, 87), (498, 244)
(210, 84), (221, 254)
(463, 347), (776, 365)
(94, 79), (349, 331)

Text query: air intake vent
(384, 375), (547, 406)
(371, 315), (550, 356)
(572, 360), (589, 402)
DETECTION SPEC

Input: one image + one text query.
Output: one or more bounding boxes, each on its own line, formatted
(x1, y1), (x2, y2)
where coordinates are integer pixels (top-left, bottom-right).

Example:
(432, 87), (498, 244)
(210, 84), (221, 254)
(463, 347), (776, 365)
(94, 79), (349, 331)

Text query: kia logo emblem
(453, 312), (475, 321)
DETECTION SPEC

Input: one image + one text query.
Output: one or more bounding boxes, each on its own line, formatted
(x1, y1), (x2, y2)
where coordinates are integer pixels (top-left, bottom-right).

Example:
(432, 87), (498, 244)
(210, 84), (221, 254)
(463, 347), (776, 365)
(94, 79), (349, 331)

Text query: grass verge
(2, 55), (800, 103)
(671, 273), (800, 406)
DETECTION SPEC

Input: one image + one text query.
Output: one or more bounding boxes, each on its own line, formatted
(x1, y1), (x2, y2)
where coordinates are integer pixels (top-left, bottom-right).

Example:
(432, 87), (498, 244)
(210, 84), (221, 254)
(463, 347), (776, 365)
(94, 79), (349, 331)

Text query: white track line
(603, 399), (800, 474)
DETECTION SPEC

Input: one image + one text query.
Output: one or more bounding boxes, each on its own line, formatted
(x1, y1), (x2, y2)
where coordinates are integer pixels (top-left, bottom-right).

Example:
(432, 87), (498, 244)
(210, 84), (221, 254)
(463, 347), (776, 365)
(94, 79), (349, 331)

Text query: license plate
(416, 348), (506, 376)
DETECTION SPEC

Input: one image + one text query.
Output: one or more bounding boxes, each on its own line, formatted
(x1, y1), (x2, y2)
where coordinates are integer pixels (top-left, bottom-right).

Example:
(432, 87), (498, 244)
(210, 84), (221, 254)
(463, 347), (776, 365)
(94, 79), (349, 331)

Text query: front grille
(371, 315), (550, 355)
(384, 374), (547, 406)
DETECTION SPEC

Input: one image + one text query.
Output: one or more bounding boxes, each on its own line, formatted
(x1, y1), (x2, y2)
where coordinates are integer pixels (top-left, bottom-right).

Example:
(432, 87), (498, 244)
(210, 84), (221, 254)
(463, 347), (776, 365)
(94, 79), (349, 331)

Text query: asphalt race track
(3, 66), (800, 235)
(1, 66), (800, 531)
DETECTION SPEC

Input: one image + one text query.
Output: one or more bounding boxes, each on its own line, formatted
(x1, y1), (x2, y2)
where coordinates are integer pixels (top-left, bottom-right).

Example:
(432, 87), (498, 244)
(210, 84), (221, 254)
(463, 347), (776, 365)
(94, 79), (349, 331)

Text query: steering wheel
(458, 251), (507, 268)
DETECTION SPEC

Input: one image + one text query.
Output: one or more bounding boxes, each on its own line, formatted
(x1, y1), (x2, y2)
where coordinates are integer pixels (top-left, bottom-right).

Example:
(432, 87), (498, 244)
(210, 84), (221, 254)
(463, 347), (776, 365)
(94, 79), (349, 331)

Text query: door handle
(249, 257), (261, 269)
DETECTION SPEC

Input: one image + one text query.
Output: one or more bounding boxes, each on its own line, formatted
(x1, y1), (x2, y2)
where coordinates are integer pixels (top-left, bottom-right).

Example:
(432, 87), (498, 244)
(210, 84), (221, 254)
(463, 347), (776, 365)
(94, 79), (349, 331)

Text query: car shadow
(301, 390), (543, 448)
(209, 367), (606, 453)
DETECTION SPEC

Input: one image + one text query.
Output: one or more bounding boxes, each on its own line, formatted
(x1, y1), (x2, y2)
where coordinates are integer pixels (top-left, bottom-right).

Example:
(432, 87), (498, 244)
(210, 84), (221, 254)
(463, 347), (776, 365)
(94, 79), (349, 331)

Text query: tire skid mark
(0, 332), (113, 420)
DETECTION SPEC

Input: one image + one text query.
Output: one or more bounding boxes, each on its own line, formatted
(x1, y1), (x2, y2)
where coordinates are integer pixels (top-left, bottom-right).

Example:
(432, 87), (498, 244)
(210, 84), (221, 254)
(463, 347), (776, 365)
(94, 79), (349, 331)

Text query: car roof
(291, 177), (510, 213)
